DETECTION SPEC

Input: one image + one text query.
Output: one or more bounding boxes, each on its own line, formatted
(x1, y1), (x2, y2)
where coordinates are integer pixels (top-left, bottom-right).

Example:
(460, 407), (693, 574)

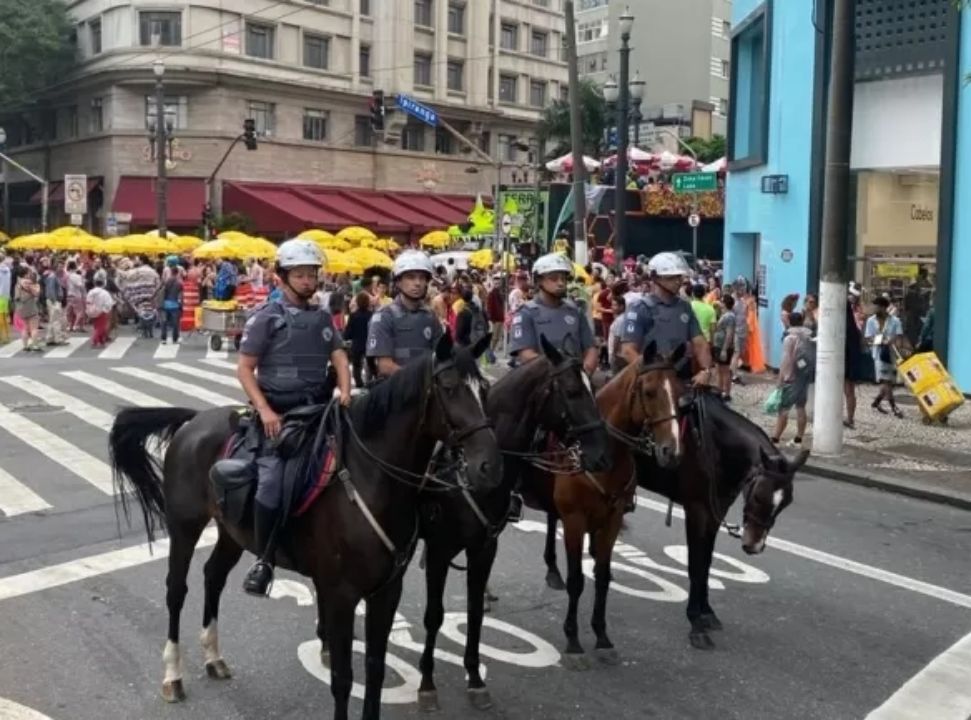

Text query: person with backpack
(770, 311), (815, 446)
(455, 285), (489, 349)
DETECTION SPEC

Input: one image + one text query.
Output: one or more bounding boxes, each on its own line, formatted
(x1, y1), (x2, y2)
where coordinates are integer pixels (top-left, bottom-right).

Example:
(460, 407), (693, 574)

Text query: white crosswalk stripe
(199, 358), (238, 371)
(0, 466), (52, 517)
(205, 344), (230, 360)
(0, 376), (115, 432)
(43, 336), (87, 359)
(158, 362), (239, 388)
(0, 340), (24, 358)
(152, 342), (180, 359)
(98, 336), (136, 360)
(61, 370), (171, 407)
(113, 366), (241, 406)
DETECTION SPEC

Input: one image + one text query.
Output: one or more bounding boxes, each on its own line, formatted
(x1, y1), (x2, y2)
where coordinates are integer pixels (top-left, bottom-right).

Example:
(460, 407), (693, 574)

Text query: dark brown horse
(108, 335), (501, 720)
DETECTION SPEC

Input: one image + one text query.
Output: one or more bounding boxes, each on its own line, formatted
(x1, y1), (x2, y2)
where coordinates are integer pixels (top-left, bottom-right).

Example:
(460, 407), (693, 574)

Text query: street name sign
(672, 172), (717, 194)
(64, 174), (88, 215)
(395, 94), (439, 127)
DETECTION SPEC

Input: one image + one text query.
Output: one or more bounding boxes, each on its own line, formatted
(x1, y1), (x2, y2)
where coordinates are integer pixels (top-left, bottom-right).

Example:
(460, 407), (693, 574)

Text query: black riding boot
(243, 502), (278, 597)
(507, 492), (524, 523)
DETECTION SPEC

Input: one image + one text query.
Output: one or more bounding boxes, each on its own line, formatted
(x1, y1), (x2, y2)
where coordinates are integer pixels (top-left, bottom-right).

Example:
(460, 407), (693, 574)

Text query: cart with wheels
(199, 304), (248, 352)
(896, 349), (964, 425)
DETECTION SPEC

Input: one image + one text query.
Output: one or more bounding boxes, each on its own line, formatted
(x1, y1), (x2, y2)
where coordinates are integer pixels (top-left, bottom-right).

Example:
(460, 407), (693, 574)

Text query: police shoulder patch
(512, 314), (524, 325)
(626, 323), (635, 333)
(322, 327), (334, 342)
(626, 311), (638, 320)
(680, 313), (690, 324)
(564, 314), (576, 325)
(423, 326), (433, 340)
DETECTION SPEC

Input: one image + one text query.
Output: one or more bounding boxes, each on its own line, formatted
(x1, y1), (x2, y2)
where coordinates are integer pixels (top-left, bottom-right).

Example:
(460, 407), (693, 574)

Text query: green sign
(672, 172), (718, 193)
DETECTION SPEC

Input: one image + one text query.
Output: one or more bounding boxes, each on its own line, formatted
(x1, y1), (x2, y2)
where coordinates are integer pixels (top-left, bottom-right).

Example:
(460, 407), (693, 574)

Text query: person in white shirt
(85, 278), (115, 348)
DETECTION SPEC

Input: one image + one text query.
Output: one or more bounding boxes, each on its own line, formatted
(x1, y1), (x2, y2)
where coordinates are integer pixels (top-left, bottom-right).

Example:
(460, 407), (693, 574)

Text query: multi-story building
(0, 0), (568, 238)
(578, 0), (732, 146)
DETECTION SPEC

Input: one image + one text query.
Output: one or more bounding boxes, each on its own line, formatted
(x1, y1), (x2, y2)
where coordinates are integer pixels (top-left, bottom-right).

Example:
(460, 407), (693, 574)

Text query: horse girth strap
(582, 469), (636, 508)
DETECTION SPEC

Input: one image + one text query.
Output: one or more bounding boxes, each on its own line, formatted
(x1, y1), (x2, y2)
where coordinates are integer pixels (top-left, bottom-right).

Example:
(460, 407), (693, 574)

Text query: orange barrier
(181, 279), (200, 332)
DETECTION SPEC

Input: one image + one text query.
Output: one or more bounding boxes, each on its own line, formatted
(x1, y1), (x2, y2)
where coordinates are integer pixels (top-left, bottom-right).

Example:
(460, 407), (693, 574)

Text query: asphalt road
(1, 332), (970, 719)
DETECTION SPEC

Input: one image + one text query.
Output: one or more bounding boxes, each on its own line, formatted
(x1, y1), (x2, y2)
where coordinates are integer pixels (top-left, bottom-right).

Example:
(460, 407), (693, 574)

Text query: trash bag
(763, 387), (783, 415)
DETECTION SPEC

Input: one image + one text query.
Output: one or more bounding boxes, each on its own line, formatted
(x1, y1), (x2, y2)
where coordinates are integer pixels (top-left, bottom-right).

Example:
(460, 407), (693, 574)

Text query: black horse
(415, 336), (611, 713)
(108, 334), (501, 720)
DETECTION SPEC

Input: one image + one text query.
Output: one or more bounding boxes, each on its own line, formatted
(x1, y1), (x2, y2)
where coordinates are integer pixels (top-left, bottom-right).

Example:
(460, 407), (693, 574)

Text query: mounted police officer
(367, 250), (442, 377)
(509, 252), (598, 375)
(619, 251), (713, 384)
(237, 238), (352, 596)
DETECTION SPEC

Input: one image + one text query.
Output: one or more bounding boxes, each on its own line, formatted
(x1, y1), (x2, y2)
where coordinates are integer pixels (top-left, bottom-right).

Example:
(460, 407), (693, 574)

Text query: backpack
(794, 333), (816, 380)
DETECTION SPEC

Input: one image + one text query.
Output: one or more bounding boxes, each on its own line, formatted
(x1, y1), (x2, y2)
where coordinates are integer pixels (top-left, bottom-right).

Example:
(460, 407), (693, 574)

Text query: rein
(605, 361), (680, 457)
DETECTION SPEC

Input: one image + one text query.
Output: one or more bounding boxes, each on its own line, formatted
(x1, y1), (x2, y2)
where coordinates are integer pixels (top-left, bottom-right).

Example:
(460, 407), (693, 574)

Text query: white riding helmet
(392, 250), (434, 279)
(277, 238), (323, 269)
(532, 252), (574, 278)
(647, 251), (691, 278)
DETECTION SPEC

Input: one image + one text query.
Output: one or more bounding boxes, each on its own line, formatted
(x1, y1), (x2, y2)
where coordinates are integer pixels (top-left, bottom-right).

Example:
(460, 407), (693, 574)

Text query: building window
(246, 22), (275, 59)
(448, 2), (465, 34)
(722, 59), (730, 78)
(435, 127), (453, 154)
(402, 122), (426, 152)
(354, 115), (374, 146)
(360, 0), (371, 15)
(139, 11), (181, 47)
(447, 60), (464, 91)
(247, 100), (275, 136)
(530, 31), (548, 58)
(414, 53), (432, 86)
(90, 97), (104, 133)
(303, 34), (330, 69)
(718, 98), (729, 116)
(499, 74), (517, 103)
(500, 23), (518, 51)
(303, 109), (329, 141)
(479, 130), (491, 155)
(498, 133), (518, 162)
(145, 96), (187, 130)
(559, 84), (568, 102)
(67, 105), (79, 138)
(728, 4), (770, 169)
(415, 0), (433, 28)
(529, 80), (546, 107)
(359, 44), (371, 78)
(90, 18), (102, 54)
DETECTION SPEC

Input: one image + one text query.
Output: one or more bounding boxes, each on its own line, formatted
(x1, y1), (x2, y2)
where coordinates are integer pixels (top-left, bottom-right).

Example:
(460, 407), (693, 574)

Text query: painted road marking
(0, 467), (51, 517)
(159, 362), (238, 388)
(0, 340), (23, 359)
(866, 630), (971, 719)
(97, 336), (136, 360)
(0, 527), (218, 603)
(205, 344), (229, 361)
(112, 367), (239, 406)
(0, 697), (58, 720)
(43, 337), (86, 359)
(0, 404), (114, 496)
(636, 495), (971, 610)
(0, 376), (114, 432)
(152, 342), (179, 360)
(199, 358), (237, 372)
(62, 370), (169, 408)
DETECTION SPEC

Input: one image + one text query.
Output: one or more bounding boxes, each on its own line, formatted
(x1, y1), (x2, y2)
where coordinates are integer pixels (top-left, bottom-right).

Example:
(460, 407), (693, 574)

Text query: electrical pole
(613, 14), (632, 271)
(564, 1), (588, 264)
(812, 0), (855, 456)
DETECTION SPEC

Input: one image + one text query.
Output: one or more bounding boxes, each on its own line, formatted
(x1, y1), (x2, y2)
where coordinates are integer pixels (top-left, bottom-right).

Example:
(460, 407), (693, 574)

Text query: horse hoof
(561, 652), (590, 671)
(484, 599), (492, 614)
(205, 659), (232, 680)
(689, 631), (716, 650)
(467, 687), (494, 711)
(161, 679), (186, 703)
(701, 613), (723, 631)
(595, 647), (620, 666)
(485, 590), (499, 603)
(546, 572), (566, 591)
(319, 649), (331, 667)
(418, 690), (440, 712)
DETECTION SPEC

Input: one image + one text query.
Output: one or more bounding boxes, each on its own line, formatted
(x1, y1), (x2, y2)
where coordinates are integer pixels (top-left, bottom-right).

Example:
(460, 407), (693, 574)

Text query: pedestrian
(86, 277), (115, 348)
(712, 295), (737, 401)
(485, 274), (505, 362)
(803, 293), (818, 336)
(0, 254), (11, 343)
(345, 292), (372, 388)
(780, 293), (800, 338)
(844, 282), (866, 429)
(865, 295), (906, 418)
(771, 311), (814, 446)
(42, 260), (68, 346)
(607, 294), (626, 374)
(454, 286), (489, 348)
(13, 266), (42, 351)
(690, 283), (716, 343)
(65, 260), (87, 332)
(160, 265), (184, 345)
(731, 282), (750, 384)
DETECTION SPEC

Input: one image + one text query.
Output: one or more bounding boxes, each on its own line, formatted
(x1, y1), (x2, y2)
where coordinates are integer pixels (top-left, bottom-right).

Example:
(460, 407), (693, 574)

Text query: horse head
(538, 333), (611, 473)
(630, 340), (688, 469)
(428, 330), (502, 493)
(740, 447), (808, 554)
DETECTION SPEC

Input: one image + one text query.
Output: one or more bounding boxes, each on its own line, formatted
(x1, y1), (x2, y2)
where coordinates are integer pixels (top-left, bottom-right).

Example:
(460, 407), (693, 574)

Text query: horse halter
(607, 361), (681, 456)
(738, 469), (789, 533)
(548, 360), (605, 443)
(423, 359), (494, 447)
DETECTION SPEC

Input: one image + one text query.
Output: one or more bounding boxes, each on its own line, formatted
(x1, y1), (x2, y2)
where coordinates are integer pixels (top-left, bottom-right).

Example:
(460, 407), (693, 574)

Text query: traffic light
(202, 202), (212, 228)
(370, 90), (386, 132)
(243, 118), (258, 150)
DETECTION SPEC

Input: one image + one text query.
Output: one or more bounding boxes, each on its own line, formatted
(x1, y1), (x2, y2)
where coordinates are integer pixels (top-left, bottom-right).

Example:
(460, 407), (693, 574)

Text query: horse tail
(109, 407), (198, 543)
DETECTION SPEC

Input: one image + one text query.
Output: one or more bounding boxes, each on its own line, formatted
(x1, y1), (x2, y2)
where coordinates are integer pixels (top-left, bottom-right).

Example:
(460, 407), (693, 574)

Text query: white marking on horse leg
(663, 376), (680, 457)
(772, 489), (784, 510)
(200, 622), (221, 665)
(162, 640), (183, 683)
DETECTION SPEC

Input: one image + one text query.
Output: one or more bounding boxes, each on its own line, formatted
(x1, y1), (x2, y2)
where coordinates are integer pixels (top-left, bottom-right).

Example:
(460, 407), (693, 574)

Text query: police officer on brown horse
(237, 238), (352, 596)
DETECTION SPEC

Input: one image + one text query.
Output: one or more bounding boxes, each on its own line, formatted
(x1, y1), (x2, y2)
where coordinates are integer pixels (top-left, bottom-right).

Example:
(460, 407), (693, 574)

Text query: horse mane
(488, 356), (551, 414)
(596, 360), (639, 420)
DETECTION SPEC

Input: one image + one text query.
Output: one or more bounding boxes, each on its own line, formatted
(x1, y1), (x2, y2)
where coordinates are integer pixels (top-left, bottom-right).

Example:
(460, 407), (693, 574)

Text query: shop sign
(874, 263), (919, 279)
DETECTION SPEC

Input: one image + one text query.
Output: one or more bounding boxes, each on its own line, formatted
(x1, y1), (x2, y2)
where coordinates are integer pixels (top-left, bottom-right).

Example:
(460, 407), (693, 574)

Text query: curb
(802, 460), (971, 512)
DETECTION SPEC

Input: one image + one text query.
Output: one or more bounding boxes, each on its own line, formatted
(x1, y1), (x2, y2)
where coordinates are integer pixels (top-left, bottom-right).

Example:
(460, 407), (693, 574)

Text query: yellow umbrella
(6, 233), (52, 251)
(337, 226), (377, 245)
(573, 263), (591, 285)
(0, 231), (9, 244)
(419, 230), (450, 249)
(173, 235), (203, 252)
(322, 249), (364, 276)
(362, 237), (400, 252)
(346, 246), (393, 270)
(239, 236), (278, 260)
(193, 239), (249, 261)
(115, 234), (176, 256)
(217, 231), (253, 243)
(468, 248), (494, 270)
(298, 229), (336, 243)
(145, 229), (179, 239)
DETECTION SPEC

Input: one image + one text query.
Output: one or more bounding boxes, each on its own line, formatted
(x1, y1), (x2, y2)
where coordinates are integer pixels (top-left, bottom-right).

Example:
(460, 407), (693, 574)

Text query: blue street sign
(395, 94), (439, 127)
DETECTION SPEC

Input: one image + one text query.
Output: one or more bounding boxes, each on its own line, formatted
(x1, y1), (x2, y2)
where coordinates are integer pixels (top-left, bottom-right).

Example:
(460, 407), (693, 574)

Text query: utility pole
(812, 0), (855, 456)
(613, 8), (634, 271)
(153, 60), (169, 237)
(564, 1), (588, 264)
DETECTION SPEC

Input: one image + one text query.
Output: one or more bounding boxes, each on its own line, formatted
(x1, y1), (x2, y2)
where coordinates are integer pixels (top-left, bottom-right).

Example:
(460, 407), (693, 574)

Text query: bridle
(606, 360), (682, 457)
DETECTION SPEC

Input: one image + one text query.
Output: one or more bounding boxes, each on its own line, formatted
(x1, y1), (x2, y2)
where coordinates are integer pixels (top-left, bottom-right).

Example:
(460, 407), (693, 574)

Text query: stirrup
(506, 493), (524, 523)
(242, 560), (274, 597)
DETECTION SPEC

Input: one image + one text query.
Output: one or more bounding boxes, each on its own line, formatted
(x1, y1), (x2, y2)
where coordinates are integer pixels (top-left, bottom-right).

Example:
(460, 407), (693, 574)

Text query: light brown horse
(539, 341), (686, 666)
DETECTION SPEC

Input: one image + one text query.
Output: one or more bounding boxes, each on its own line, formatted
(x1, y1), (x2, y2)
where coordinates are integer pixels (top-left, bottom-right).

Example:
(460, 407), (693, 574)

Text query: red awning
(112, 176), (206, 228)
(222, 182), (477, 238)
(28, 178), (102, 205)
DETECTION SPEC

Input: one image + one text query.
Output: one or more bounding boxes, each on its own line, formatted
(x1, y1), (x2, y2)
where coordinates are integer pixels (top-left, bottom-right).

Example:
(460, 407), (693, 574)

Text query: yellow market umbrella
(363, 237), (400, 252)
(322, 249), (364, 276)
(468, 248), (494, 270)
(193, 239), (249, 261)
(239, 236), (278, 260)
(573, 263), (591, 285)
(115, 234), (175, 256)
(217, 231), (253, 243)
(419, 230), (450, 249)
(346, 246), (393, 270)
(0, 231), (9, 244)
(173, 235), (203, 252)
(337, 226), (377, 245)
(6, 233), (53, 251)
(145, 229), (179, 239)
(298, 229), (336, 243)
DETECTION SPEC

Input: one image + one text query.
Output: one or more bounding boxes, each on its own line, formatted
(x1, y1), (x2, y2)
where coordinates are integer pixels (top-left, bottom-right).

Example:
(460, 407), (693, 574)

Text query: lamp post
(629, 70), (646, 146)
(611, 7), (634, 271)
(152, 59), (169, 237)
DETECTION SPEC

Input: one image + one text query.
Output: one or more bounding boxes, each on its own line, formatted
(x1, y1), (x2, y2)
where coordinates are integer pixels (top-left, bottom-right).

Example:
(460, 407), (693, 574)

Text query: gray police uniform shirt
(240, 299), (341, 395)
(508, 297), (595, 356)
(620, 293), (702, 356)
(366, 297), (442, 366)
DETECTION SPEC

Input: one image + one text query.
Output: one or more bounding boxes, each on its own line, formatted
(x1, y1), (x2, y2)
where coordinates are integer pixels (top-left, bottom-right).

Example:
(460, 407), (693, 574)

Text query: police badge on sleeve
(322, 327), (334, 342)
(423, 326), (433, 340)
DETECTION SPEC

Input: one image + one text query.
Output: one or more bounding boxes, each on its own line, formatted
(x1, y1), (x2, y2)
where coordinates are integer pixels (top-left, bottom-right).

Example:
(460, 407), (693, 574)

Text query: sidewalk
(727, 373), (971, 510)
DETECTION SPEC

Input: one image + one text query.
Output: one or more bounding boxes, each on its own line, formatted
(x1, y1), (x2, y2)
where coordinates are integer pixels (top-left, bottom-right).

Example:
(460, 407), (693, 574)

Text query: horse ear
(642, 340), (658, 365)
(540, 334), (564, 364)
(435, 328), (454, 362)
(561, 332), (580, 359)
(471, 332), (492, 360)
(789, 449), (810, 473)
(670, 342), (687, 366)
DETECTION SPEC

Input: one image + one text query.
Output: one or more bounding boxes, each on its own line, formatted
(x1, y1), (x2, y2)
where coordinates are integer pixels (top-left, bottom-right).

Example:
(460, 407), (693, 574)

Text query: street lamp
(152, 59), (169, 237)
(629, 71), (646, 146)
(613, 5), (634, 270)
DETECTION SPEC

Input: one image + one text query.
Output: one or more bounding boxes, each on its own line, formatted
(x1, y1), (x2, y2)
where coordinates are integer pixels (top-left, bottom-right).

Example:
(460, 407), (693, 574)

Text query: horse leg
(162, 517), (208, 703)
(544, 511), (565, 590)
(591, 513), (623, 665)
(561, 513), (588, 668)
(200, 526), (244, 681)
(323, 589), (358, 720)
(314, 581), (329, 666)
(698, 523), (723, 632)
(362, 579), (405, 720)
(464, 541), (498, 711)
(417, 546), (450, 712)
(684, 504), (716, 650)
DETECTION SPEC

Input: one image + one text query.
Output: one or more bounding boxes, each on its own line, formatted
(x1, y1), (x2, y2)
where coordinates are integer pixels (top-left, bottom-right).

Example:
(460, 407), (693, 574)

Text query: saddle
(210, 402), (340, 527)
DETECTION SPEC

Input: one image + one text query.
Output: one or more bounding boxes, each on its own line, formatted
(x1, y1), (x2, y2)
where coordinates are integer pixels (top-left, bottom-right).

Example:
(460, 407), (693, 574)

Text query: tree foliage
(682, 135), (727, 163)
(537, 78), (609, 159)
(0, 0), (76, 110)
